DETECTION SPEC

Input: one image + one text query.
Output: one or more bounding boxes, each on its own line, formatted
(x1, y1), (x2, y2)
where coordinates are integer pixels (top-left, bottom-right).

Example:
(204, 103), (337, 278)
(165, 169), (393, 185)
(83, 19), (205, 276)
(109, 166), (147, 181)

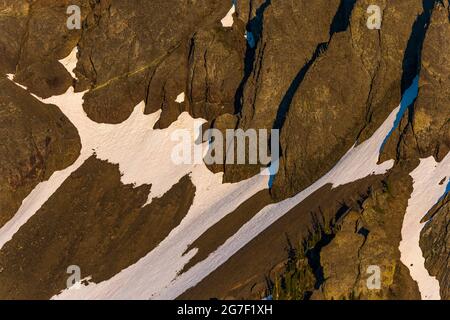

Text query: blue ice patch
(246, 31), (256, 48)
(267, 160), (279, 188)
(380, 75), (419, 152)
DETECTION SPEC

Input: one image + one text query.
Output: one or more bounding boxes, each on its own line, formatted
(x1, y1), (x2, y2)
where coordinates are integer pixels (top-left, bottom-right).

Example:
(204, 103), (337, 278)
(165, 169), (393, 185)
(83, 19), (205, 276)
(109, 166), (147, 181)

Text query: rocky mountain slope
(0, 0), (448, 300)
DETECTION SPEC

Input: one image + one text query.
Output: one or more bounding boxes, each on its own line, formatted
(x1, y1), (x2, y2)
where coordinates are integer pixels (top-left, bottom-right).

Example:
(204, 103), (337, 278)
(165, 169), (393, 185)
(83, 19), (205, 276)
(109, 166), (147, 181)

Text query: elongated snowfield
(53, 85), (400, 299)
(399, 154), (450, 300)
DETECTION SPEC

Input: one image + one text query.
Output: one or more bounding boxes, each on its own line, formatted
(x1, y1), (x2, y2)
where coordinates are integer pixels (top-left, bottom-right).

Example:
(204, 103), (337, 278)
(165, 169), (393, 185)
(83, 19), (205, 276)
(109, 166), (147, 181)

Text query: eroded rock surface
(0, 156), (195, 299)
(0, 79), (80, 227)
(0, 0), (448, 301)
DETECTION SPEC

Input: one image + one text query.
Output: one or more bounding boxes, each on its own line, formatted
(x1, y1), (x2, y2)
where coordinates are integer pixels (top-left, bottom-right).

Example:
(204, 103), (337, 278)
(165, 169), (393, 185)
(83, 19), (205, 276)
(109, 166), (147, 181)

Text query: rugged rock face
(313, 167), (420, 300)
(272, 0), (423, 199)
(412, 3), (450, 161)
(223, 0), (342, 183)
(74, 0), (237, 125)
(0, 0), (89, 97)
(0, 156), (195, 299)
(236, 0), (341, 130)
(0, 0), (448, 301)
(0, 78), (80, 227)
(187, 26), (246, 122)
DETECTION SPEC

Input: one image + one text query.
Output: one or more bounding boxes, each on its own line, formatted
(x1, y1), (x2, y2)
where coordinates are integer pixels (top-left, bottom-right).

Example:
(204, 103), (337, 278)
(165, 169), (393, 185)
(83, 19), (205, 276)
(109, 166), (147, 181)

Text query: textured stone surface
(272, 0), (423, 199)
(413, 3), (450, 161)
(0, 156), (195, 299)
(75, 0), (235, 124)
(314, 167), (420, 300)
(0, 79), (81, 227)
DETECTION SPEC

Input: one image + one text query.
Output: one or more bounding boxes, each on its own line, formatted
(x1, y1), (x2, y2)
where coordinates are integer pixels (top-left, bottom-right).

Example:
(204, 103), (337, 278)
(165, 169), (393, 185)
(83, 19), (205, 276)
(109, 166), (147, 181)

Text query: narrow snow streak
(175, 92), (185, 103)
(59, 47), (78, 80)
(399, 154), (450, 300)
(221, 5), (235, 27)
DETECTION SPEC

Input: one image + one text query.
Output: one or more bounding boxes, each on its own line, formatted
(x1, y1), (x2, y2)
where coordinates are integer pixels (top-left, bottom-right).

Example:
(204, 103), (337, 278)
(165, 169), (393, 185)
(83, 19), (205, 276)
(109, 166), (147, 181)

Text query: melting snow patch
(399, 153), (450, 300)
(59, 47), (78, 80)
(175, 92), (185, 103)
(221, 5), (235, 27)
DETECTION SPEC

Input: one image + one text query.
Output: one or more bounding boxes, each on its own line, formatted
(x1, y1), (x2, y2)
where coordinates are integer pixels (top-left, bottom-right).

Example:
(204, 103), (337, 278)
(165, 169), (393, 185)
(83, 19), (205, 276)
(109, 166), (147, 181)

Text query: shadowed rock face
(236, 0), (341, 131)
(74, 0), (239, 125)
(0, 156), (195, 299)
(0, 79), (81, 227)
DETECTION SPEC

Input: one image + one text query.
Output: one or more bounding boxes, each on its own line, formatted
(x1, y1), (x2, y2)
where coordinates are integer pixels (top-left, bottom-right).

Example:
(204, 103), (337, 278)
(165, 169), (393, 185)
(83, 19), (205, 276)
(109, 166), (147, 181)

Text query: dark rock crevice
(272, 0), (357, 133)
(234, 0), (271, 116)
(401, 0), (441, 95)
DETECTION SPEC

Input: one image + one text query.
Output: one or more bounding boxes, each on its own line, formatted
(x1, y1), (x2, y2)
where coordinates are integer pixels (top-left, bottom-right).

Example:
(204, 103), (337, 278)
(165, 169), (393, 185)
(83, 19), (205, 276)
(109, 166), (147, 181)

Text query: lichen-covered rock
(412, 3), (450, 161)
(272, 0), (423, 199)
(75, 0), (234, 124)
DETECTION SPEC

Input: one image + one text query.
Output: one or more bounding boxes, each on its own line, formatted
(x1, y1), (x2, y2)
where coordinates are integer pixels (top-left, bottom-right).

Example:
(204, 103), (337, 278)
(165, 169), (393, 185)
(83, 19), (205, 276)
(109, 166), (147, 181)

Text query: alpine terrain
(0, 0), (448, 300)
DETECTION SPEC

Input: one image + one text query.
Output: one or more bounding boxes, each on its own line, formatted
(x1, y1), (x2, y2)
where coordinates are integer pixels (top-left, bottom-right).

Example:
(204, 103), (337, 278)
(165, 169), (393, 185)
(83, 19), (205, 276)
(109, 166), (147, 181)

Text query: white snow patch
(58, 46), (78, 80)
(221, 5), (235, 27)
(42, 88), (208, 202)
(0, 155), (88, 250)
(53, 101), (402, 300)
(399, 154), (450, 300)
(175, 92), (185, 103)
